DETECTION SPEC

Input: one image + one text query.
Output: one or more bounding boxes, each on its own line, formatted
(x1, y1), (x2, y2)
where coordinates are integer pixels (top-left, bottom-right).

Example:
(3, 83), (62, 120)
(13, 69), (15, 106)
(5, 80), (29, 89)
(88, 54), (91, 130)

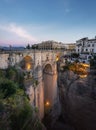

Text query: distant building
(76, 36), (96, 54)
(64, 43), (76, 50)
(32, 41), (65, 50)
(64, 43), (76, 55)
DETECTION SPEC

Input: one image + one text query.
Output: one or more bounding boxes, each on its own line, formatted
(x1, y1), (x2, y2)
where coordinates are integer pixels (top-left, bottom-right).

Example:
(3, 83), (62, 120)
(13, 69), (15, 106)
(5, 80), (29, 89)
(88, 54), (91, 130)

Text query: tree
(90, 55), (96, 69)
(0, 78), (18, 99)
(0, 70), (5, 78)
(0, 67), (43, 130)
(26, 44), (31, 49)
(6, 67), (17, 81)
(71, 53), (79, 58)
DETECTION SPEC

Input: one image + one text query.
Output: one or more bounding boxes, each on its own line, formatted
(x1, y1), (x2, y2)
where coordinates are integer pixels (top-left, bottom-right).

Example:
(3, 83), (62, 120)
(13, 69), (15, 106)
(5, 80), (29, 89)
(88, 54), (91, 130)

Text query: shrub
(0, 78), (18, 98)
(6, 67), (17, 81)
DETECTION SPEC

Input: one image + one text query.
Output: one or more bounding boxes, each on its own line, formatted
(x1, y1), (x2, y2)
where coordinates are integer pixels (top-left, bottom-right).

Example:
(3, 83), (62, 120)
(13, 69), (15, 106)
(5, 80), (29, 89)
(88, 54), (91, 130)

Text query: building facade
(32, 41), (65, 50)
(76, 36), (96, 54)
(65, 43), (76, 51)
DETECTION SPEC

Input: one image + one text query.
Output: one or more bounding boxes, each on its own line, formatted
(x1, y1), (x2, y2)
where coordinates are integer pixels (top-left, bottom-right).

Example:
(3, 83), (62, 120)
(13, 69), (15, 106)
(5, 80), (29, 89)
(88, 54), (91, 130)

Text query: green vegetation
(71, 53), (79, 58)
(26, 44), (39, 49)
(26, 44), (31, 49)
(0, 67), (43, 130)
(0, 78), (17, 98)
(90, 55), (96, 69)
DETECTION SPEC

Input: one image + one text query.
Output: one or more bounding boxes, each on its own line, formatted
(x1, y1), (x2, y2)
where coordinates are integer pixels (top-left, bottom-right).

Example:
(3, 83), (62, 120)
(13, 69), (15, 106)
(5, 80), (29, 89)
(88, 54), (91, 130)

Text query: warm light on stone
(27, 63), (31, 70)
(56, 56), (59, 61)
(79, 75), (87, 78)
(80, 63), (90, 68)
(79, 63), (90, 78)
(45, 101), (50, 106)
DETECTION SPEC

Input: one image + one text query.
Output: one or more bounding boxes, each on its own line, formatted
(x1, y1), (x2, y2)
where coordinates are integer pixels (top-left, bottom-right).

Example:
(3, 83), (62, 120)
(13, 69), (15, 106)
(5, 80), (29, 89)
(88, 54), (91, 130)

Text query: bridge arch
(43, 64), (52, 74)
(43, 62), (54, 73)
(43, 62), (57, 114)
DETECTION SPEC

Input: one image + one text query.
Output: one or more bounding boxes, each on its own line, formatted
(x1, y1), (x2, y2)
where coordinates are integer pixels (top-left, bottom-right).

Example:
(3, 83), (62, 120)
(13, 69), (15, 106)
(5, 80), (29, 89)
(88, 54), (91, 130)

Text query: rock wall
(58, 70), (96, 130)
(0, 53), (9, 69)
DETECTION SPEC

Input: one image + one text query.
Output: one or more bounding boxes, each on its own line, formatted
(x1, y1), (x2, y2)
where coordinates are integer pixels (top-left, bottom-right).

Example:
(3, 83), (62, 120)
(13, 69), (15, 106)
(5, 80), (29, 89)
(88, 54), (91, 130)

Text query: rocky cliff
(58, 69), (96, 130)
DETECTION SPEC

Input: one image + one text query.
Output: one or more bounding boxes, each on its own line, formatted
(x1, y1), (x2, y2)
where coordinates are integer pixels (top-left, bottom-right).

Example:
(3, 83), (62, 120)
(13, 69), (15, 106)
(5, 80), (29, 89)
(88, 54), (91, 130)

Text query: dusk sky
(0, 0), (96, 46)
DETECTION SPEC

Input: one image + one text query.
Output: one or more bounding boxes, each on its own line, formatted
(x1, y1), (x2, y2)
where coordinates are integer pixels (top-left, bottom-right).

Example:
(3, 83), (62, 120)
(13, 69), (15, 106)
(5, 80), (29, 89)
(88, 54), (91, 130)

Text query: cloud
(0, 23), (37, 42)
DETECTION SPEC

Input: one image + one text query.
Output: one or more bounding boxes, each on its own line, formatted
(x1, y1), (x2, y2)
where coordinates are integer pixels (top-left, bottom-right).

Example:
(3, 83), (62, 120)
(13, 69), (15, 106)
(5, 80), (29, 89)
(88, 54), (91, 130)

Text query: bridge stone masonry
(0, 50), (63, 119)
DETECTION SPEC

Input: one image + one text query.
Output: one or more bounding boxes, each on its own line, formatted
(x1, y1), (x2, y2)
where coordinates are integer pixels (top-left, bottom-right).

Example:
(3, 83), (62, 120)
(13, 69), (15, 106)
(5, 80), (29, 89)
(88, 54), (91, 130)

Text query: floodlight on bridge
(56, 56), (59, 61)
(27, 63), (31, 70)
(45, 101), (50, 107)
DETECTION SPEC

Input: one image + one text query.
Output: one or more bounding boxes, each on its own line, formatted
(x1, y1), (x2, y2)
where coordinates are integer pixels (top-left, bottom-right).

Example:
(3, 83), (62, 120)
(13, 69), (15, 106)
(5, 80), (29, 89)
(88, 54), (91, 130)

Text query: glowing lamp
(45, 101), (50, 106)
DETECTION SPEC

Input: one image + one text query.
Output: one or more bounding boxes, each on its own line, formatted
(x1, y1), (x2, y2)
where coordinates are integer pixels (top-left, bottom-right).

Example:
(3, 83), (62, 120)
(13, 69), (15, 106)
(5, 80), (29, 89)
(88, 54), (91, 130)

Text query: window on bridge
(21, 56), (33, 71)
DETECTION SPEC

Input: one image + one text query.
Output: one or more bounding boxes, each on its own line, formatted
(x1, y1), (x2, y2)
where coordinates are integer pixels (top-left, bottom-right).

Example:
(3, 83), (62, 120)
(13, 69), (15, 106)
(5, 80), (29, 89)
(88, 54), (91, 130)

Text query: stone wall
(0, 50), (59, 69)
(0, 53), (9, 69)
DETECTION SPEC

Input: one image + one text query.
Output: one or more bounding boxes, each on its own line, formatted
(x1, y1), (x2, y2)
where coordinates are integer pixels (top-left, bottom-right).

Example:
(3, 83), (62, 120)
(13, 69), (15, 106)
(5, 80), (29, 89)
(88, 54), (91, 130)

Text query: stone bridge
(0, 50), (63, 119)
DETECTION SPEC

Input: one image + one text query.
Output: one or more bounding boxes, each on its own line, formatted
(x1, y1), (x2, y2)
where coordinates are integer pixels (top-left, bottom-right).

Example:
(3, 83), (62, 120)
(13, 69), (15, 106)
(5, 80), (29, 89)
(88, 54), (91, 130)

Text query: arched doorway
(43, 63), (57, 114)
(21, 55), (33, 71)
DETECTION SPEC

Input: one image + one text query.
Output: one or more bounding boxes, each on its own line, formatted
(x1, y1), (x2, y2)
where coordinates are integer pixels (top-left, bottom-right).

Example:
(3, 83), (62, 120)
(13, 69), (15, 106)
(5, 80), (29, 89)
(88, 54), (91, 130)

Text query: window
(92, 44), (94, 47)
(86, 49), (88, 51)
(92, 49), (94, 52)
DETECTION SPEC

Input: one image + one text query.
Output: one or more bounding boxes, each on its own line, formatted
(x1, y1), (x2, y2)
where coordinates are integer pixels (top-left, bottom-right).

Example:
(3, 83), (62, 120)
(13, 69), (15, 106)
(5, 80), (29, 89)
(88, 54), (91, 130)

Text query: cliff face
(58, 70), (96, 130)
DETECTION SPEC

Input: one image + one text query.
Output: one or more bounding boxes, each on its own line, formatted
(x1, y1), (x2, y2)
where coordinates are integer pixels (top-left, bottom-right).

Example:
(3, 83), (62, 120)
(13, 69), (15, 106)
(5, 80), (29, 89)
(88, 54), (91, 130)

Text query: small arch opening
(21, 55), (33, 71)
(43, 64), (52, 73)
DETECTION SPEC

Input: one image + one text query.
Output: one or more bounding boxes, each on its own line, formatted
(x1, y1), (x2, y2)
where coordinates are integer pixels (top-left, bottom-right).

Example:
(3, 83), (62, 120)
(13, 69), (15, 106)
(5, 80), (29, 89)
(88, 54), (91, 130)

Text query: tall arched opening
(43, 63), (57, 114)
(20, 55), (33, 71)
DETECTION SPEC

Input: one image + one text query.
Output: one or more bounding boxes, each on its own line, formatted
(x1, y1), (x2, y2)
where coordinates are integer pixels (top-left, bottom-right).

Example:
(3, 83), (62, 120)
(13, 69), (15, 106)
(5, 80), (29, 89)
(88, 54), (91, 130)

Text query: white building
(76, 36), (96, 54)
(32, 41), (65, 50)
(75, 36), (96, 63)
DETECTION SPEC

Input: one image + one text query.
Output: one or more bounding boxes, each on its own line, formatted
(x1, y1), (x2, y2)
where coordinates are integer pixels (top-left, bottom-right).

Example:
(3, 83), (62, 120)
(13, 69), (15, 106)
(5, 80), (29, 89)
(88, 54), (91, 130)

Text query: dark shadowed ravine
(43, 67), (96, 130)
